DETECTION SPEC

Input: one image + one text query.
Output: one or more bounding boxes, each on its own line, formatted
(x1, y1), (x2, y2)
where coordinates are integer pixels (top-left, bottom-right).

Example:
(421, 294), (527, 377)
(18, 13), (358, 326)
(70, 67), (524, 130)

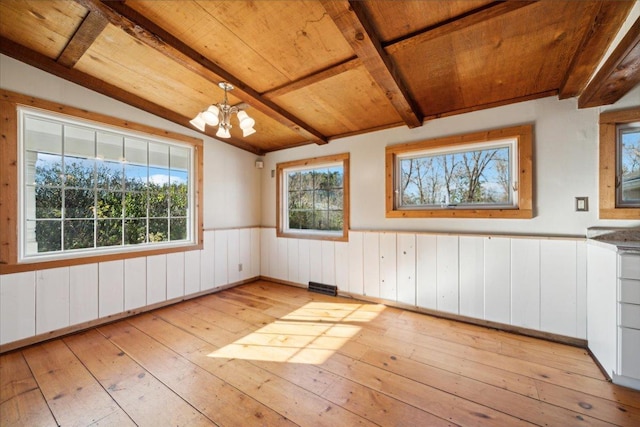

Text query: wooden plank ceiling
(0, 0), (638, 155)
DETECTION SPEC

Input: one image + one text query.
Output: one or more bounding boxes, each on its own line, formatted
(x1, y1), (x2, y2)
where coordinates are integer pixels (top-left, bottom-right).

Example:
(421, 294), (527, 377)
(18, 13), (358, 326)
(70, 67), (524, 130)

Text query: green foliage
(30, 156), (189, 254)
(287, 168), (343, 231)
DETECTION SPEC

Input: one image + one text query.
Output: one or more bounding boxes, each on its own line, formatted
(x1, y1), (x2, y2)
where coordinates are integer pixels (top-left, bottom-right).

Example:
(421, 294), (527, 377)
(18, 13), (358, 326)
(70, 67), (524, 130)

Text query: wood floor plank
(128, 312), (378, 427)
(361, 347), (616, 427)
(317, 352), (534, 427)
(0, 352), (56, 427)
(22, 340), (135, 426)
(321, 376), (456, 426)
(63, 329), (212, 426)
(173, 298), (254, 333)
(395, 310), (602, 376)
(98, 321), (297, 427)
(534, 379), (640, 426)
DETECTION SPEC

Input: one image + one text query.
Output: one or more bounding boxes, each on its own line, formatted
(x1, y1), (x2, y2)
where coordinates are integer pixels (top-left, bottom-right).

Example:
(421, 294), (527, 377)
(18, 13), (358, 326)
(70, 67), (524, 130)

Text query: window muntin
(385, 125), (533, 219)
(277, 153), (349, 241)
(19, 108), (195, 261)
(397, 139), (517, 209)
(617, 123), (640, 207)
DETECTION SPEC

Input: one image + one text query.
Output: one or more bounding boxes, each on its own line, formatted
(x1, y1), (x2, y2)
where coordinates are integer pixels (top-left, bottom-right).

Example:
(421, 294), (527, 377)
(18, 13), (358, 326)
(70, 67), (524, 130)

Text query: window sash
(282, 162), (344, 236)
(616, 123), (640, 207)
(395, 139), (517, 210)
(18, 107), (195, 262)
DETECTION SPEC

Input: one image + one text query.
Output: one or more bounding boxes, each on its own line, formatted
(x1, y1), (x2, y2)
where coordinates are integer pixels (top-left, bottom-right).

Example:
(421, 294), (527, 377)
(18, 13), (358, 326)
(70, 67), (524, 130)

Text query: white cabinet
(616, 252), (640, 389)
(588, 245), (640, 390)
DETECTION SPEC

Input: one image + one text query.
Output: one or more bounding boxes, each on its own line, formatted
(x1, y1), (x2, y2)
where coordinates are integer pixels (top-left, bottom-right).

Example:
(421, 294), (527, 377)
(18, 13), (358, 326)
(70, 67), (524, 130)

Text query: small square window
(277, 153), (349, 241)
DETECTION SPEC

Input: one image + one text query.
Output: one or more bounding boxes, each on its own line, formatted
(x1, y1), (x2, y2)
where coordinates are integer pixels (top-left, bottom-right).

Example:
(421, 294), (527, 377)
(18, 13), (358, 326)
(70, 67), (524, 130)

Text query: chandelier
(190, 82), (256, 139)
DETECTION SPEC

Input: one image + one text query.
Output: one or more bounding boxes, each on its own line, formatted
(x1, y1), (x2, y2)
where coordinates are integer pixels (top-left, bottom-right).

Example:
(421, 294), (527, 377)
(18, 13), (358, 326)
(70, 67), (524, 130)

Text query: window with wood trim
(385, 125), (533, 219)
(276, 153), (349, 241)
(0, 89), (203, 273)
(599, 107), (640, 219)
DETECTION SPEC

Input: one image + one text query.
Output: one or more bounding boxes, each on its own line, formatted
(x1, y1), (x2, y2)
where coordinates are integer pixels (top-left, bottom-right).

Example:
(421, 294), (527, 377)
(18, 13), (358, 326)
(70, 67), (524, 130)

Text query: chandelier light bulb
(189, 112), (206, 132)
(202, 105), (220, 126)
(216, 126), (231, 139)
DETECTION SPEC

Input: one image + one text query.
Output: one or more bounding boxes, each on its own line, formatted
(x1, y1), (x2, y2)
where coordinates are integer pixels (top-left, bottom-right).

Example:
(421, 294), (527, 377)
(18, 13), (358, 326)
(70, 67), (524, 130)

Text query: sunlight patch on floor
(207, 301), (384, 364)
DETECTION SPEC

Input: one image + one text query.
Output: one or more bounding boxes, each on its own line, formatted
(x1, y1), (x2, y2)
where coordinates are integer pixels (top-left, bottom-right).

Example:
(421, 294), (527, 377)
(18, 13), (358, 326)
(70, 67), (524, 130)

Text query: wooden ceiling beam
(263, 57), (361, 100)
(74, 0), (328, 145)
(321, 0), (423, 128)
(0, 36), (264, 155)
(560, 1), (635, 99)
(57, 10), (108, 68)
(579, 17), (640, 109)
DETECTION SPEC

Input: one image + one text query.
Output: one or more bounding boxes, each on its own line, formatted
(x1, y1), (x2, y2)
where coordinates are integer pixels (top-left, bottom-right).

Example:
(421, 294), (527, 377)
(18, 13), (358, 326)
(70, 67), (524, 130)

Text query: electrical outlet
(238, 263), (243, 272)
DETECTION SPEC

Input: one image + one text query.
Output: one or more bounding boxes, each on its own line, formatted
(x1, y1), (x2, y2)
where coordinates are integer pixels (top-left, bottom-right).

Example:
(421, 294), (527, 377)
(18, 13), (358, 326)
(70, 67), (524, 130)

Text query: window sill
(0, 243), (203, 275)
(276, 230), (349, 242)
(386, 208), (533, 219)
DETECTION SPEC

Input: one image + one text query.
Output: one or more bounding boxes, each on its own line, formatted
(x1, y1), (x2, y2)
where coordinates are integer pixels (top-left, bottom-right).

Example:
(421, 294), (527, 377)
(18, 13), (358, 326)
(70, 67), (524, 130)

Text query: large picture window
(18, 107), (196, 262)
(386, 125), (533, 218)
(0, 90), (203, 274)
(599, 107), (640, 219)
(276, 153), (349, 241)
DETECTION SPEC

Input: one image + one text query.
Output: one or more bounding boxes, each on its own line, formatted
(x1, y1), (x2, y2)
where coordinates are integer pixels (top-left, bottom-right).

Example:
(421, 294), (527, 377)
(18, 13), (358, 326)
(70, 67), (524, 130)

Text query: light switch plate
(575, 197), (589, 212)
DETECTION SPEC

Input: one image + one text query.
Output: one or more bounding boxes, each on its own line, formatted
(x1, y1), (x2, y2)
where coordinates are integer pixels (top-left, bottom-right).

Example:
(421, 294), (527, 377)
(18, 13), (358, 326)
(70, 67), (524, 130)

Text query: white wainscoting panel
(348, 231), (364, 295)
(298, 238), (310, 286)
(260, 228), (271, 278)
(124, 257), (146, 310)
(396, 233), (416, 306)
(308, 240), (322, 284)
(287, 238), (299, 284)
(437, 235), (459, 314)
(363, 232), (380, 298)
(201, 230), (215, 290)
(99, 260), (123, 317)
(540, 240), (578, 337)
(69, 263), (98, 325)
(484, 237), (511, 324)
(335, 241), (349, 291)
(322, 241), (336, 286)
(227, 229), (240, 284)
(166, 252), (185, 300)
(250, 227), (261, 279)
(147, 254), (167, 305)
(184, 249), (201, 295)
(416, 234), (437, 310)
(459, 236), (484, 319)
(0, 271), (35, 345)
(214, 229), (229, 287)
(511, 239), (540, 330)
(379, 233), (397, 301)
(36, 267), (70, 335)
(275, 236), (289, 282)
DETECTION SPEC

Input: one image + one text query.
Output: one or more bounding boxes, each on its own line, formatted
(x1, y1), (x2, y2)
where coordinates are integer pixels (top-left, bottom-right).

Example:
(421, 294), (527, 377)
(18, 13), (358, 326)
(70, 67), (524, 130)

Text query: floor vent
(308, 281), (337, 296)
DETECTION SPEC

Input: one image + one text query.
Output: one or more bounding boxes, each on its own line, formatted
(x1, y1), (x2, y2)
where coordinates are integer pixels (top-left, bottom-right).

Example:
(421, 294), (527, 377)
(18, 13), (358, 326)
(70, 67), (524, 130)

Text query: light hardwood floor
(2, 281), (640, 426)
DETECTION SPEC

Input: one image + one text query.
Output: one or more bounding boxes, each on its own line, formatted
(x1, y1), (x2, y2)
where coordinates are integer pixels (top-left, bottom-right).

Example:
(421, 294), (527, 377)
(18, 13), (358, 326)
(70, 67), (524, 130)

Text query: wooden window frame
(599, 107), (640, 219)
(385, 125), (533, 219)
(0, 89), (203, 274)
(276, 153), (350, 242)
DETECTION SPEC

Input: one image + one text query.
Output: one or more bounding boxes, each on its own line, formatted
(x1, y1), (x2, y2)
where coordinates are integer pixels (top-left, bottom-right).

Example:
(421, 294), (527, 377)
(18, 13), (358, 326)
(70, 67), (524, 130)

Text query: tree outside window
(277, 153), (349, 241)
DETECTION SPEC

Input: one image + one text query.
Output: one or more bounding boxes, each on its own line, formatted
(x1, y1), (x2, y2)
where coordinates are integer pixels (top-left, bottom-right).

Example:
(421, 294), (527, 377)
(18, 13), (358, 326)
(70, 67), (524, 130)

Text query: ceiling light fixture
(190, 82), (256, 138)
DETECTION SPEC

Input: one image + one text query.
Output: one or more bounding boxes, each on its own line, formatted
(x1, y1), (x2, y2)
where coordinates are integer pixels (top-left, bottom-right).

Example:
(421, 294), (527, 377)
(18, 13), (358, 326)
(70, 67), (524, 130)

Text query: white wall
(261, 87), (640, 236)
(0, 54), (262, 229)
